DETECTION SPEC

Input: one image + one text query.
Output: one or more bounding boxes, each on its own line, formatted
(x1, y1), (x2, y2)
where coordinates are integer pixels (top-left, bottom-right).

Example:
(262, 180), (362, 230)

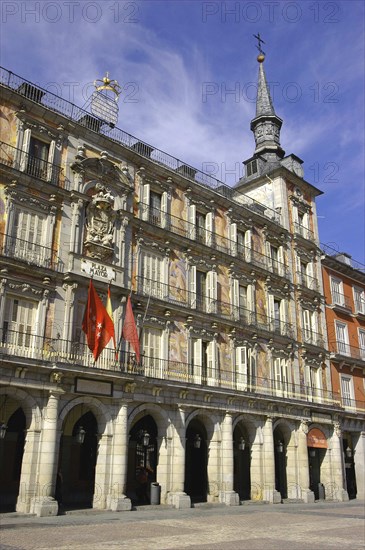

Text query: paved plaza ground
(0, 500), (364, 550)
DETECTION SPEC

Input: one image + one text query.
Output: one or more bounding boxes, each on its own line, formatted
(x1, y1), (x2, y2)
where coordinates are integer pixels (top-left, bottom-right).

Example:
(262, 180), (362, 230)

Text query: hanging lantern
(194, 434), (202, 449)
(345, 447), (352, 458)
(143, 431), (150, 447)
(0, 422), (7, 440)
(276, 441), (284, 453)
(309, 448), (316, 458)
(75, 425), (86, 444)
(238, 437), (246, 451)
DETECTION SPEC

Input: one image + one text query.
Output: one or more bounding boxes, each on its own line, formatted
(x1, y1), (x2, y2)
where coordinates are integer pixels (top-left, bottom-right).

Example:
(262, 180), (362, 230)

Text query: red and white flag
(122, 296), (140, 362)
(82, 280), (115, 361)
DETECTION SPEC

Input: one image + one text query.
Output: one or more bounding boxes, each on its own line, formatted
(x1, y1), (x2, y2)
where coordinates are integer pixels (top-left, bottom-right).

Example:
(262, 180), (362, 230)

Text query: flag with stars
(82, 280), (115, 361)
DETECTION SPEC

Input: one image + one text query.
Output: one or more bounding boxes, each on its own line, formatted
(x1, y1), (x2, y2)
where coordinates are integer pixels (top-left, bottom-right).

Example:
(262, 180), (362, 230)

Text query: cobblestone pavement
(0, 501), (364, 550)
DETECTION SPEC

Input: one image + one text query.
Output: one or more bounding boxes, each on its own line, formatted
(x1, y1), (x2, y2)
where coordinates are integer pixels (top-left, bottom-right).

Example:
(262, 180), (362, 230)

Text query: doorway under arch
(0, 407), (26, 512)
(126, 414), (158, 505)
(274, 427), (287, 500)
(233, 424), (251, 501)
(185, 419), (208, 503)
(57, 409), (98, 510)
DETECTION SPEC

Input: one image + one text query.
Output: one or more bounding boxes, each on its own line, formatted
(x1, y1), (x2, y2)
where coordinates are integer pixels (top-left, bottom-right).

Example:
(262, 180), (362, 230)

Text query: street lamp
(194, 434), (202, 449)
(238, 437), (246, 451)
(75, 425), (86, 444)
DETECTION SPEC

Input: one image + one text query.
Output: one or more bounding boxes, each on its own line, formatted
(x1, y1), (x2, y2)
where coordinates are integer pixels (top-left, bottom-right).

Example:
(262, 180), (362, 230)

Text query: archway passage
(0, 407), (26, 512)
(127, 415), (157, 505)
(58, 410), (98, 510)
(184, 419), (208, 503)
(233, 425), (251, 501)
(307, 427), (327, 500)
(274, 428), (287, 500)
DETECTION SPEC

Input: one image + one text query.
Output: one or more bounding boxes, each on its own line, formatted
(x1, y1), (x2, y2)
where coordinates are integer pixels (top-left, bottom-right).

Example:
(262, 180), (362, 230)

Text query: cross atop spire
(253, 33), (265, 56)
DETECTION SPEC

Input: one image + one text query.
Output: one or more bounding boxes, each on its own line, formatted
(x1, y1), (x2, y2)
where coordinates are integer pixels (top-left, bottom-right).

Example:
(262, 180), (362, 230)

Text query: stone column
(16, 429), (41, 513)
(354, 432), (365, 499)
(30, 392), (60, 516)
(107, 402), (131, 511)
(298, 420), (315, 503)
(167, 406), (191, 509)
(329, 422), (349, 501)
(262, 416), (281, 503)
(219, 412), (239, 506)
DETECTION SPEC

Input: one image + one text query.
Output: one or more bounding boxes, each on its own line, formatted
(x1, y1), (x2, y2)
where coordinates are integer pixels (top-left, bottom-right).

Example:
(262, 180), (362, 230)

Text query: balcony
(301, 330), (325, 347)
(330, 292), (352, 313)
(328, 341), (365, 361)
(354, 299), (365, 316)
(0, 232), (64, 272)
(0, 141), (64, 188)
(296, 272), (320, 292)
(138, 203), (287, 276)
(0, 327), (342, 408)
(294, 222), (315, 241)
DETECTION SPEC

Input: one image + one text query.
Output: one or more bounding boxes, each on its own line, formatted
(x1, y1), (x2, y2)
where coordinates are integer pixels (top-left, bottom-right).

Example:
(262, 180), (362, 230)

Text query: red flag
(106, 286), (118, 359)
(82, 280), (115, 361)
(122, 296), (140, 362)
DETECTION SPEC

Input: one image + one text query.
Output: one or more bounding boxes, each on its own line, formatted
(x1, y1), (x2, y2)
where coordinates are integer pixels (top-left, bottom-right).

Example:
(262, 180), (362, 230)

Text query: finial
(94, 73), (122, 99)
(253, 33), (266, 62)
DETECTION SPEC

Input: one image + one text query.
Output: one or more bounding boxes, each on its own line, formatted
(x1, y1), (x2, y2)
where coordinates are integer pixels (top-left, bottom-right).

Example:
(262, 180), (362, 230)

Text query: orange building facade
(322, 249), (365, 499)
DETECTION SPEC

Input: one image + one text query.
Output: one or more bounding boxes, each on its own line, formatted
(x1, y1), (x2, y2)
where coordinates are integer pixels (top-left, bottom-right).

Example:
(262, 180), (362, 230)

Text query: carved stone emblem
(84, 184), (116, 261)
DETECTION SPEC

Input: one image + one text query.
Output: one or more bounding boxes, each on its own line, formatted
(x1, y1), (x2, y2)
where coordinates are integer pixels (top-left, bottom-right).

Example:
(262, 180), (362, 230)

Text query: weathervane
(253, 33), (265, 55)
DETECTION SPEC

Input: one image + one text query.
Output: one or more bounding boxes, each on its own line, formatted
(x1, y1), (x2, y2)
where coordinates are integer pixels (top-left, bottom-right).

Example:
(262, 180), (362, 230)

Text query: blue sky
(1, 0), (364, 263)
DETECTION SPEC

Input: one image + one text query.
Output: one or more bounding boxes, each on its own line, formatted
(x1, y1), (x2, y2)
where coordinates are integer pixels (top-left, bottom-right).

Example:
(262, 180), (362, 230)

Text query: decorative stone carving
(84, 184), (116, 261)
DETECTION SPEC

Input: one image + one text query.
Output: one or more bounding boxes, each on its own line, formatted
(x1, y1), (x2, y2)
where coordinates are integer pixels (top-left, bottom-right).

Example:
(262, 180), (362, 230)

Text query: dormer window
(246, 159), (258, 177)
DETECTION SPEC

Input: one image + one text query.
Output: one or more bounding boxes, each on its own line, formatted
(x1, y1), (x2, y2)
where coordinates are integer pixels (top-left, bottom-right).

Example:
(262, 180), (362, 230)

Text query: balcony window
(354, 287), (365, 315)
(187, 204), (213, 246)
(229, 223), (251, 261)
(19, 129), (56, 183)
(302, 309), (318, 345)
(140, 251), (165, 299)
(307, 365), (322, 402)
(340, 375), (354, 408)
(273, 357), (289, 397)
(358, 329), (365, 359)
(143, 328), (162, 376)
(140, 183), (168, 228)
(190, 337), (217, 386)
(266, 242), (285, 275)
(2, 297), (37, 349)
(189, 267), (217, 313)
(8, 208), (50, 266)
(335, 321), (349, 356)
(269, 295), (286, 334)
(330, 277), (345, 306)
(235, 346), (256, 391)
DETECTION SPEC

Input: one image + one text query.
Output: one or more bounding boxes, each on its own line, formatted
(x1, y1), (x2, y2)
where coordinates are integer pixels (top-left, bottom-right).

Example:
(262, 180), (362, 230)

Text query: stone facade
(0, 58), (364, 516)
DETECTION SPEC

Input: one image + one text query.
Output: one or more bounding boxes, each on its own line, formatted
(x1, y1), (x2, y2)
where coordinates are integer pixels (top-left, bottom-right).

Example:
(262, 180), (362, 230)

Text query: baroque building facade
(0, 54), (364, 516)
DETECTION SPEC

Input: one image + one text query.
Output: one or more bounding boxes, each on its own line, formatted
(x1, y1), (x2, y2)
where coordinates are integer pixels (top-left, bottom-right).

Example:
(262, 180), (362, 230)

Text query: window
(143, 328), (162, 377)
(306, 365), (322, 402)
(229, 223), (251, 261)
(340, 375), (354, 408)
(358, 329), (365, 359)
(266, 242), (284, 275)
(246, 159), (257, 177)
(140, 183), (169, 228)
(231, 280), (253, 322)
(19, 129), (56, 182)
(273, 357), (289, 397)
(140, 251), (165, 299)
(8, 208), (49, 267)
(354, 287), (365, 314)
(330, 277), (345, 306)
(335, 321), (349, 355)
(3, 297), (37, 350)
(302, 309), (319, 345)
(188, 204), (213, 246)
(235, 346), (256, 391)
(268, 295), (287, 334)
(190, 338), (217, 386)
(189, 267), (217, 313)
(293, 206), (310, 239)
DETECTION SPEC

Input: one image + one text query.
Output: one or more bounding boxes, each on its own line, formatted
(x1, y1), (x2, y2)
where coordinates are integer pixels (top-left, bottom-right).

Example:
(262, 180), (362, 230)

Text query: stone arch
(128, 403), (171, 437)
(59, 396), (113, 436)
(185, 409), (217, 441)
(233, 414), (261, 445)
(0, 386), (41, 432)
(273, 418), (295, 446)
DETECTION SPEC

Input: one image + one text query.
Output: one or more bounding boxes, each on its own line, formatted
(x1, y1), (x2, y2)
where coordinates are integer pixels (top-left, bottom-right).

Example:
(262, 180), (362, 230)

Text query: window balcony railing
(0, 66), (281, 225)
(0, 327), (349, 408)
(296, 272), (320, 292)
(0, 141), (64, 187)
(138, 202), (288, 277)
(331, 291), (352, 311)
(0, 232), (64, 272)
(354, 299), (365, 315)
(135, 276), (295, 339)
(294, 222), (315, 241)
(328, 341), (365, 361)
(301, 330), (325, 347)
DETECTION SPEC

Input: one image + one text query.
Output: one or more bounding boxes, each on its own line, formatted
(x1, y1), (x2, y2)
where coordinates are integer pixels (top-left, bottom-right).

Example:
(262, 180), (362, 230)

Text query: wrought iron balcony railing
(138, 203), (287, 276)
(330, 291), (352, 311)
(0, 327), (353, 409)
(0, 141), (64, 187)
(296, 271), (320, 292)
(328, 341), (365, 361)
(354, 298), (365, 315)
(135, 276), (295, 338)
(0, 66), (281, 225)
(0, 232), (64, 272)
(294, 222), (315, 241)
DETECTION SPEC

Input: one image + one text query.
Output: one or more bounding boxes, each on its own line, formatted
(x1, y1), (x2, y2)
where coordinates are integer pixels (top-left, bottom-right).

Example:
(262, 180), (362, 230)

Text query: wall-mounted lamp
(238, 437), (246, 451)
(194, 434), (202, 449)
(142, 431), (150, 447)
(0, 421), (8, 440)
(309, 448), (316, 458)
(345, 447), (352, 458)
(276, 441), (284, 453)
(75, 425), (86, 445)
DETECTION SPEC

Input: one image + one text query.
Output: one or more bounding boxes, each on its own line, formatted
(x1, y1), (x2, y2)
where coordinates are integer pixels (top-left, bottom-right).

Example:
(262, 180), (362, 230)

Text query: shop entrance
(274, 428), (287, 500)
(57, 410), (98, 510)
(0, 407), (26, 512)
(126, 415), (157, 505)
(184, 419), (208, 503)
(307, 427), (328, 500)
